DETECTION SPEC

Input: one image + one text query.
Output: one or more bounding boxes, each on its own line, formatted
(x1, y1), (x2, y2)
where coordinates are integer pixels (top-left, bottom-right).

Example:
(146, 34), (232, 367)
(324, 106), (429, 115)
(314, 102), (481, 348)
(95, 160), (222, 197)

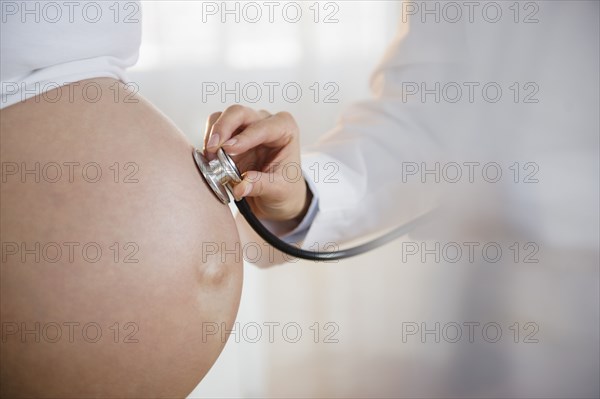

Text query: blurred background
(129, 1), (599, 398)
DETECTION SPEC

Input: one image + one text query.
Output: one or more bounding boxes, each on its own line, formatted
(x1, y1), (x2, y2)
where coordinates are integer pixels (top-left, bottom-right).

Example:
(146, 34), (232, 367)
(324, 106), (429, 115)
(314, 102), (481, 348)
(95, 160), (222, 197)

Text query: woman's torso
(0, 78), (243, 397)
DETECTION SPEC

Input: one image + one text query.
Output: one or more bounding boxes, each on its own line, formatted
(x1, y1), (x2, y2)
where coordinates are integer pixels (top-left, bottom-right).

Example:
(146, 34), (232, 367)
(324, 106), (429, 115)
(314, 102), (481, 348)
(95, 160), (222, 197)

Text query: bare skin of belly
(0, 78), (243, 398)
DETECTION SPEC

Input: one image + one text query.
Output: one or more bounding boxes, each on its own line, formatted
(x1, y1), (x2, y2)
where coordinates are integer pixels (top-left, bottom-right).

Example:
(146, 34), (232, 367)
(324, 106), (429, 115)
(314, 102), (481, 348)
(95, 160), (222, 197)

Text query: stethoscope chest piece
(193, 148), (241, 204)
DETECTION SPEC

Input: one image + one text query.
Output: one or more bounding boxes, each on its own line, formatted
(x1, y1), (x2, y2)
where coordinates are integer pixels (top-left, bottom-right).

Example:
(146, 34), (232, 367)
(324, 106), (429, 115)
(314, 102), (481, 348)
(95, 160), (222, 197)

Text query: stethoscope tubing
(235, 197), (432, 261)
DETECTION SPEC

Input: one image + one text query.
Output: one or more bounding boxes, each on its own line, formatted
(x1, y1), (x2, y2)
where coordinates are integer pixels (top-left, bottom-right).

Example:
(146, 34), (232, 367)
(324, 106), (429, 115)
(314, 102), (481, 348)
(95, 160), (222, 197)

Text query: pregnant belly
(0, 78), (243, 398)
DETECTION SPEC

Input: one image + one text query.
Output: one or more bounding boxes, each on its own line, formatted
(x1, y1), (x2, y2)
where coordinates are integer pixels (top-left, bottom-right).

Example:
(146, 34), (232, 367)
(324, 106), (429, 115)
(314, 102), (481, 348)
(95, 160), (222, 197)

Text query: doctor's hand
(203, 105), (312, 225)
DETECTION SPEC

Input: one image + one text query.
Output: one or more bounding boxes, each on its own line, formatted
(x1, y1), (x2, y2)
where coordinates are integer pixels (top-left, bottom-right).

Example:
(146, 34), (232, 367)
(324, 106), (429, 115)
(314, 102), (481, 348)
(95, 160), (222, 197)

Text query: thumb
(232, 171), (276, 201)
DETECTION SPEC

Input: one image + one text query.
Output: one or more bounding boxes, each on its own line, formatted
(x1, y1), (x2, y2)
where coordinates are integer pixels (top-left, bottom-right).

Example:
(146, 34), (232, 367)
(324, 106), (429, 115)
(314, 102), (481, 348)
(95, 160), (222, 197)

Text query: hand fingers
(203, 112), (221, 160)
(206, 105), (268, 153)
(221, 112), (297, 156)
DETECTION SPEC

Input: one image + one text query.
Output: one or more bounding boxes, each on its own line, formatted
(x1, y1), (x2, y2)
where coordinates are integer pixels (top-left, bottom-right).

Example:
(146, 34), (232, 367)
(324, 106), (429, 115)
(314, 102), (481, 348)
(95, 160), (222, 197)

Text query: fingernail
(207, 133), (220, 149)
(222, 138), (237, 147)
(242, 182), (253, 197)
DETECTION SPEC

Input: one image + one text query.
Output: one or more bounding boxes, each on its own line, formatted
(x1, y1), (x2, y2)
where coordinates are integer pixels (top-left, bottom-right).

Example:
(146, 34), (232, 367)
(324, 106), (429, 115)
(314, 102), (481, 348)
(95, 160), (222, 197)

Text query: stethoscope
(193, 148), (431, 261)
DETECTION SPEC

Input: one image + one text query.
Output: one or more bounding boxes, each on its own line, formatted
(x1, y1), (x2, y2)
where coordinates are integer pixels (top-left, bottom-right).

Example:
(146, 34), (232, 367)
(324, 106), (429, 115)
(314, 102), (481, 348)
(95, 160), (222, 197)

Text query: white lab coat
(238, 1), (599, 253)
(293, 1), (600, 251)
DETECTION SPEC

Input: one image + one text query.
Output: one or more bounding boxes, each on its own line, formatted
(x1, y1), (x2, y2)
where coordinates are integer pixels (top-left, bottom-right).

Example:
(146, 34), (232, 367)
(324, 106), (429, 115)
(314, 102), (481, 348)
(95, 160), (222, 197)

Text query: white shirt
(0, 1), (141, 109)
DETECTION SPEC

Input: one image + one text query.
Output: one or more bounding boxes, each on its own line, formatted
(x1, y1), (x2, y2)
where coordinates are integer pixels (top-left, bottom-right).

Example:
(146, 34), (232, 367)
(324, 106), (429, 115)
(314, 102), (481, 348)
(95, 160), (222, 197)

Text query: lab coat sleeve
(298, 15), (470, 250)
